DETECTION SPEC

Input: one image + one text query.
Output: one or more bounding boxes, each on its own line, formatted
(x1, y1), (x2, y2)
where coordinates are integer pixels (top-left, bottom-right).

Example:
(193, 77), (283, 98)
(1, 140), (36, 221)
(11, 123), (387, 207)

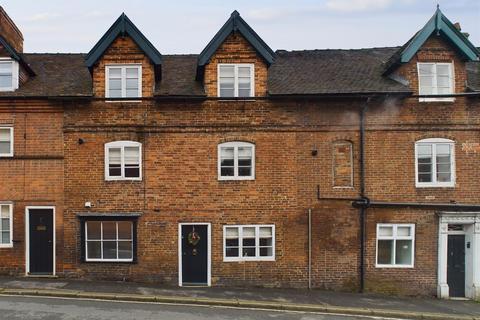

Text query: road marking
(0, 294), (407, 320)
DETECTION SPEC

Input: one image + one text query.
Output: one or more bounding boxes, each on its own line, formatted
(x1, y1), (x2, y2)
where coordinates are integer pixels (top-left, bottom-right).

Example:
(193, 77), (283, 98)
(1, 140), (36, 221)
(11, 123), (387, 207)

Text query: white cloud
(325, 0), (411, 12)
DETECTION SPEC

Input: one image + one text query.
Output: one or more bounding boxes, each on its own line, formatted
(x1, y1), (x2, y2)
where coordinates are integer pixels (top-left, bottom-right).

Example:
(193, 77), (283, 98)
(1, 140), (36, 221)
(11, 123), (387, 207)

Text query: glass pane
(108, 68), (121, 78)
(221, 147), (234, 159)
(437, 76), (450, 87)
(124, 147), (140, 164)
(243, 238), (255, 247)
(0, 141), (10, 154)
(417, 145), (432, 157)
(437, 163), (451, 173)
(225, 227), (238, 238)
(238, 89), (251, 97)
(102, 241), (117, 259)
(86, 221), (101, 240)
(238, 158), (251, 166)
(238, 147), (252, 158)
(1, 231), (9, 244)
(377, 240), (394, 264)
(378, 226), (393, 237)
(226, 247), (239, 257)
(126, 79), (138, 90)
(126, 68), (138, 78)
(397, 226), (411, 237)
(0, 75), (12, 88)
(259, 227), (272, 237)
(1, 218), (9, 231)
(260, 247), (272, 257)
(221, 159), (234, 167)
(0, 62), (12, 73)
(437, 172), (451, 182)
(117, 221), (132, 240)
(418, 64), (435, 76)
(436, 64), (450, 76)
(243, 227), (255, 237)
(109, 165), (121, 177)
(220, 89), (235, 97)
(0, 128), (10, 141)
(109, 78), (121, 90)
(395, 240), (412, 265)
(238, 67), (251, 77)
(102, 222), (116, 240)
(419, 75), (434, 87)
(87, 241), (101, 259)
(238, 167), (251, 176)
(419, 86), (433, 95)
(219, 65), (234, 77)
(436, 144), (450, 155)
(437, 87), (452, 94)
(259, 238), (272, 246)
(126, 89), (139, 98)
(418, 173), (432, 182)
(242, 247), (255, 257)
(124, 166), (139, 178)
(108, 148), (121, 164)
(118, 241), (132, 259)
(226, 238), (239, 246)
(108, 89), (122, 98)
(418, 164), (432, 173)
(221, 167), (234, 176)
(0, 205), (9, 218)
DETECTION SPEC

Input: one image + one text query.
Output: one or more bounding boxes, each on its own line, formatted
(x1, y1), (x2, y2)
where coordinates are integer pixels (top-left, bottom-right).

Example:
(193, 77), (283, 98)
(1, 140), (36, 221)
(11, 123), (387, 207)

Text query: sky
(1, 0), (479, 54)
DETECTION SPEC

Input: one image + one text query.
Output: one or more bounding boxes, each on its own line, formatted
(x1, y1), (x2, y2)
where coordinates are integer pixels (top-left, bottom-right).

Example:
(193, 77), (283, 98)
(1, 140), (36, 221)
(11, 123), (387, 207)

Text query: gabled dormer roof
(85, 13), (162, 70)
(196, 10), (275, 78)
(0, 35), (35, 76)
(384, 7), (480, 75)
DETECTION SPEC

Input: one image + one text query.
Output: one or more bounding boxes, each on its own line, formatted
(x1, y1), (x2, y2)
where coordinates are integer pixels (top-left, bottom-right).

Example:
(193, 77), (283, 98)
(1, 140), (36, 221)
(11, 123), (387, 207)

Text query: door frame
(25, 206), (56, 276)
(178, 222), (211, 287)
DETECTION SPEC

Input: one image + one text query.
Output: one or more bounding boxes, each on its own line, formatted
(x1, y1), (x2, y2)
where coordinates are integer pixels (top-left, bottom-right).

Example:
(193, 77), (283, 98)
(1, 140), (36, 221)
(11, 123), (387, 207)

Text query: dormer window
(0, 59), (19, 92)
(417, 63), (454, 102)
(218, 64), (254, 98)
(105, 65), (142, 98)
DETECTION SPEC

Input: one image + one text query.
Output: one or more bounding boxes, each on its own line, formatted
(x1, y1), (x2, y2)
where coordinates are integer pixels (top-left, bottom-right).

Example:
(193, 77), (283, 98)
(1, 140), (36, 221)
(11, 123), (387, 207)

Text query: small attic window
(106, 65), (142, 98)
(417, 63), (454, 102)
(218, 64), (254, 98)
(0, 59), (19, 92)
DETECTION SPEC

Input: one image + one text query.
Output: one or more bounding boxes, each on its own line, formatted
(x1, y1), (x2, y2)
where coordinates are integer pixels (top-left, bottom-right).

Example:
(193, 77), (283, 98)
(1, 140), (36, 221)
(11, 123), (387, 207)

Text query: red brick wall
(0, 101), (64, 275)
(0, 6), (23, 53)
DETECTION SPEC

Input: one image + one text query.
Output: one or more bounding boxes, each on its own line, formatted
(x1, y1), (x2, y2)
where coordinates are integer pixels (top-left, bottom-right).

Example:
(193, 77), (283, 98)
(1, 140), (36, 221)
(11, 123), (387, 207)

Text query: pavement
(0, 276), (479, 320)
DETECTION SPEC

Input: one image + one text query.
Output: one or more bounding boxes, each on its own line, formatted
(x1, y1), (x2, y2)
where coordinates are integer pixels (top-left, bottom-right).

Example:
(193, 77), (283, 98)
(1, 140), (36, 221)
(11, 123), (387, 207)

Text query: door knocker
(187, 226), (201, 246)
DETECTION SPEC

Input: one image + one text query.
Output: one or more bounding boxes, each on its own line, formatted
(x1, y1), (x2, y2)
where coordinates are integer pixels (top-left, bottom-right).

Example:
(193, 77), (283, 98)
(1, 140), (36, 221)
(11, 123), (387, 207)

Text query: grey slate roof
(0, 48), (478, 97)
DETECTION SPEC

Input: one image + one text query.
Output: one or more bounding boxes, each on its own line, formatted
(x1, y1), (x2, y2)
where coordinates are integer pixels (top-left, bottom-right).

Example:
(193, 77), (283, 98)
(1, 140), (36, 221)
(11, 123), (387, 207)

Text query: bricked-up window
(415, 138), (455, 187)
(376, 224), (415, 268)
(218, 142), (255, 180)
(218, 64), (254, 98)
(0, 59), (19, 92)
(106, 65), (142, 98)
(105, 141), (142, 181)
(0, 127), (13, 157)
(417, 63), (454, 102)
(85, 221), (133, 262)
(0, 204), (13, 247)
(223, 225), (275, 261)
(332, 141), (353, 188)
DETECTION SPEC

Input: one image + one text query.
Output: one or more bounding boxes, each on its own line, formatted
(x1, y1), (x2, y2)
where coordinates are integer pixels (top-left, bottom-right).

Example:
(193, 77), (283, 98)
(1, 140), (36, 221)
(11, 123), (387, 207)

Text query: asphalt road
(0, 295), (406, 320)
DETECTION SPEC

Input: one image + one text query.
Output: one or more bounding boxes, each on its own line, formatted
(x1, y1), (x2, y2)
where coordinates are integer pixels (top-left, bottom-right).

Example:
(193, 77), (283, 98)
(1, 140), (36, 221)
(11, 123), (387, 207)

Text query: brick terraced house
(0, 6), (479, 300)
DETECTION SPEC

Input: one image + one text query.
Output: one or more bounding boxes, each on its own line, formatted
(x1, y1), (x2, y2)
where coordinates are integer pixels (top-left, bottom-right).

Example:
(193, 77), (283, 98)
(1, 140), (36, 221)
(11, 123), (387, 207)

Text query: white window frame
(415, 138), (455, 188)
(0, 58), (19, 92)
(0, 203), (13, 248)
(223, 224), (275, 262)
(0, 126), (13, 157)
(218, 141), (255, 181)
(104, 141), (142, 181)
(105, 64), (142, 98)
(85, 221), (134, 262)
(376, 223), (415, 268)
(417, 62), (454, 102)
(217, 63), (255, 98)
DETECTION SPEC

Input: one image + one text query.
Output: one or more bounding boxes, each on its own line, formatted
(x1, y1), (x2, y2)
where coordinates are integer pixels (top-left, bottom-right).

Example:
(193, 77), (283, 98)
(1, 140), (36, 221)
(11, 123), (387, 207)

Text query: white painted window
(223, 225), (275, 261)
(218, 64), (254, 98)
(85, 221), (133, 262)
(218, 141), (255, 180)
(105, 141), (142, 181)
(106, 65), (142, 98)
(0, 203), (13, 247)
(376, 224), (415, 268)
(0, 127), (13, 157)
(418, 62), (454, 102)
(0, 59), (19, 92)
(415, 138), (455, 187)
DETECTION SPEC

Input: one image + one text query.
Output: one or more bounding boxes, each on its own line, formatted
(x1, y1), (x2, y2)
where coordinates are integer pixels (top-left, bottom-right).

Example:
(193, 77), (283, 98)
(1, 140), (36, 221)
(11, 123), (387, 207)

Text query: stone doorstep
(0, 287), (478, 320)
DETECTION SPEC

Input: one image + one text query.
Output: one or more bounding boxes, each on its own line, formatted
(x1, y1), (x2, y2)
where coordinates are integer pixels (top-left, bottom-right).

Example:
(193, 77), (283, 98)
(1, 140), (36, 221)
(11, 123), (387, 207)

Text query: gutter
(352, 201), (480, 211)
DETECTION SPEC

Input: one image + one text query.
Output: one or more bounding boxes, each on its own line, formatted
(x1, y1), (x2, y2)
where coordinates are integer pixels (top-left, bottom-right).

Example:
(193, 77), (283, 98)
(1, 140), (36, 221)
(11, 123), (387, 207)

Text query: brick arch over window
(332, 140), (353, 188)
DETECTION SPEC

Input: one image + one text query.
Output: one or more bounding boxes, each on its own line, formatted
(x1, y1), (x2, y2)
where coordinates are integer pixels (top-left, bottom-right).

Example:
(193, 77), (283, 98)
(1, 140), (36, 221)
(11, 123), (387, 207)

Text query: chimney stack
(0, 6), (23, 53)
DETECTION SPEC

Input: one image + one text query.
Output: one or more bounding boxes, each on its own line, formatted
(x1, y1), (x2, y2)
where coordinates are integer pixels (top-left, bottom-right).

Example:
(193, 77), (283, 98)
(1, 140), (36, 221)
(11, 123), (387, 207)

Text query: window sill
(375, 264), (414, 269)
(415, 183), (455, 188)
(84, 259), (135, 263)
(105, 99), (143, 103)
(105, 178), (142, 182)
(218, 98), (256, 102)
(218, 177), (255, 181)
(418, 98), (455, 103)
(0, 244), (13, 248)
(223, 257), (275, 262)
(0, 154), (13, 158)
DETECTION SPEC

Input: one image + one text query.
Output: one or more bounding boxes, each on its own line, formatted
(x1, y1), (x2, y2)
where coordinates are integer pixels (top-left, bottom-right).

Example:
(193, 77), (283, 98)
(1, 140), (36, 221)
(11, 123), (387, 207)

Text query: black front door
(447, 234), (465, 297)
(29, 209), (54, 274)
(181, 224), (208, 285)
